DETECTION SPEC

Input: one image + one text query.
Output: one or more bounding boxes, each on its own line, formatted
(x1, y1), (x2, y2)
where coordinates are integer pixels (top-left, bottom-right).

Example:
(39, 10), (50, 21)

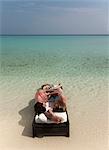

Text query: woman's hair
(41, 84), (51, 89)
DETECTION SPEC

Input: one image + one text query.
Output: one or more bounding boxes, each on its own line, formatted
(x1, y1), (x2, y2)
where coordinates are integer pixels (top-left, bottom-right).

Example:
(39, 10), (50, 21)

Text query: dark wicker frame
(32, 111), (70, 138)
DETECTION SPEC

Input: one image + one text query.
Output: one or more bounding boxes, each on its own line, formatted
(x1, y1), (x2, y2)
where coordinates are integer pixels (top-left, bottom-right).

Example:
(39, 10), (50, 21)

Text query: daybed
(32, 109), (70, 137)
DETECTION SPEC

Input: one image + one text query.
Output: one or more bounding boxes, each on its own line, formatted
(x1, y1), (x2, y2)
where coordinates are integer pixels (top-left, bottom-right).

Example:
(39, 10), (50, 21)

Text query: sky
(0, 0), (109, 35)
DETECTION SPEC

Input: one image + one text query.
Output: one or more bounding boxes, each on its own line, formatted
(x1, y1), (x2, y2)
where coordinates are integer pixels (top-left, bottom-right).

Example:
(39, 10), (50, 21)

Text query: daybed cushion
(35, 112), (67, 123)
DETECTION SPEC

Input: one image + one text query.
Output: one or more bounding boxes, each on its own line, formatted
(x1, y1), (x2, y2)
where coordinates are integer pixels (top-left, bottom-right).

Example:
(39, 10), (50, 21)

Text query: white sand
(0, 75), (108, 150)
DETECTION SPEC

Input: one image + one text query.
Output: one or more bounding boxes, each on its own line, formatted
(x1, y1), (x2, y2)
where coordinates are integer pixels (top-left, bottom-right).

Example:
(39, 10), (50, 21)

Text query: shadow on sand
(18, 99), (35, 137)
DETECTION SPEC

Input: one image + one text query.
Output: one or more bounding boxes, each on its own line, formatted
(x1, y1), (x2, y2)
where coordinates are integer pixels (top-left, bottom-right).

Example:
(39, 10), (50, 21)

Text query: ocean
(0, 35), (108, 79)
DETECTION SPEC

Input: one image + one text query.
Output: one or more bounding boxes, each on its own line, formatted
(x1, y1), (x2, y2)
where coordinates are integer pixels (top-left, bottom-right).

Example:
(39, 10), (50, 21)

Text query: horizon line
(0, 34), (109, 36)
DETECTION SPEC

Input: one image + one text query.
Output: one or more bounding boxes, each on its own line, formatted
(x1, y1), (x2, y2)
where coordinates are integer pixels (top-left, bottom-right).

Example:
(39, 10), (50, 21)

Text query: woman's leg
(44, 109), (62, 123)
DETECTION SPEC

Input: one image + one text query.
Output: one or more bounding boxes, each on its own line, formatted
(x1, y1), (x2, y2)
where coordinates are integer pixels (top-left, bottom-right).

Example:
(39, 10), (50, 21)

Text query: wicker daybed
(32, 109), (70, 138)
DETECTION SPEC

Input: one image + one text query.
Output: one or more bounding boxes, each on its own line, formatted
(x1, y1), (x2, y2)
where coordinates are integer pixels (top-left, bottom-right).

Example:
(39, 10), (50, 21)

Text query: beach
(0, 35), (108, 150)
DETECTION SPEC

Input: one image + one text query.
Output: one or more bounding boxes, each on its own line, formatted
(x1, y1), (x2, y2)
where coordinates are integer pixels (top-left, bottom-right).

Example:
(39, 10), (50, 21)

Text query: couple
(34, 83), (67, 123)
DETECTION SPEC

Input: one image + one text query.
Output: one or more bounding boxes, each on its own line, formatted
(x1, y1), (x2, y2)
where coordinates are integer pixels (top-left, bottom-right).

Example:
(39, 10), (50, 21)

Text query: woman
(48, 83), (67, 111)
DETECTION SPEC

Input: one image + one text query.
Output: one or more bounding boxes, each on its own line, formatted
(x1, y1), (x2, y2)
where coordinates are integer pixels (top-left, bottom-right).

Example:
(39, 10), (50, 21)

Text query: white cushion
(35, 112), (67, 124)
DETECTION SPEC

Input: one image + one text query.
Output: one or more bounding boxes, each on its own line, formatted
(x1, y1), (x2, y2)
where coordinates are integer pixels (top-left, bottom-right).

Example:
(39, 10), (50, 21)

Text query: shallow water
(0, 35), (109, 78)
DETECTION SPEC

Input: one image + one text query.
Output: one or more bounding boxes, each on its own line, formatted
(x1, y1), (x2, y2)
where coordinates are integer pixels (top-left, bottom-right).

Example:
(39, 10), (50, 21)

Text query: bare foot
(52, 116), (63, 124)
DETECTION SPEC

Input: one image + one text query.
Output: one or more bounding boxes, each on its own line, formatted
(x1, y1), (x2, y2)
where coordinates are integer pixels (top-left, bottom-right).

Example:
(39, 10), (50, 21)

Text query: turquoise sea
(0, 35), (109, 79)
